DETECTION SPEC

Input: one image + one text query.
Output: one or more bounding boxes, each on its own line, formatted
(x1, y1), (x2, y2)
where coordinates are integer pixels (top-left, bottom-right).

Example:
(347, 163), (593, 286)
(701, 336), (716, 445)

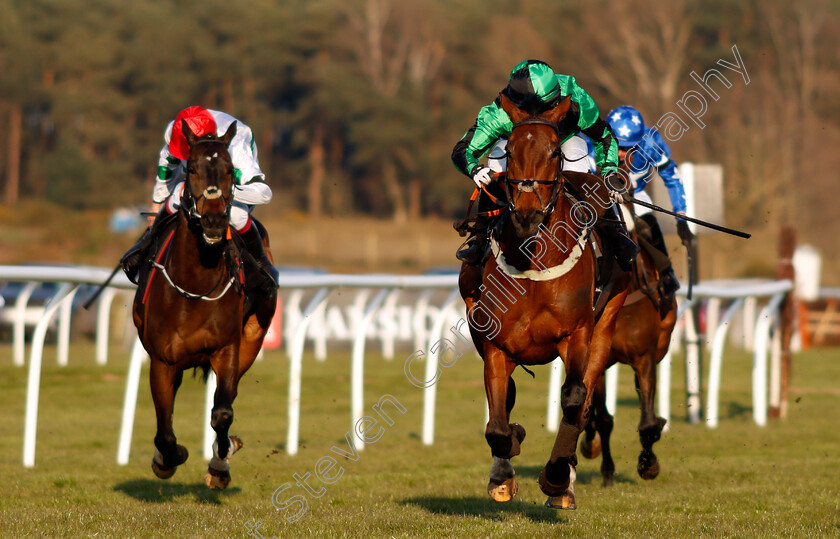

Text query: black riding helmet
(501, 59), (564, 115)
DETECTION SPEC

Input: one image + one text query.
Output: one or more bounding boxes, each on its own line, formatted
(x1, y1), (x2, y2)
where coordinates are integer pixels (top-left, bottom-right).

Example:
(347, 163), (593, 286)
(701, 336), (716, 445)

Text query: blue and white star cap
(606, 105), (646, 148)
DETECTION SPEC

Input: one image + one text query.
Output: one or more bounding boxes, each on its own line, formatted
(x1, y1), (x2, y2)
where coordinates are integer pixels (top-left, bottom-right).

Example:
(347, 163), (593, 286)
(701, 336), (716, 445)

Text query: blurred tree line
(1, 0), (839, 240)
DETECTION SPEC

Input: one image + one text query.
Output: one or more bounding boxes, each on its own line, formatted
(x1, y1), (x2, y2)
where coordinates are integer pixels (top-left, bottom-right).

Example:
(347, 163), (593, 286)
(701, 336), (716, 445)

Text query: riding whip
(620, 195), (751, 239)
(82, 264), (122, 310)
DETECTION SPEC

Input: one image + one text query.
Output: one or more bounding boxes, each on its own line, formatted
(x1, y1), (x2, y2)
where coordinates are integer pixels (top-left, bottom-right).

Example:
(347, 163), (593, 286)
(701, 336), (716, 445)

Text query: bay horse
(132, 120), (277, 489)
(579, 221), (677, 486)
(459, 93), (630, 510)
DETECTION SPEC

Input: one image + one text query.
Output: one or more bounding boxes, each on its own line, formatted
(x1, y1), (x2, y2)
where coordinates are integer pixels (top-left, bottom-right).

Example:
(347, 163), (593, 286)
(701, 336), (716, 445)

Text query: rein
(148, 224), (238, 302)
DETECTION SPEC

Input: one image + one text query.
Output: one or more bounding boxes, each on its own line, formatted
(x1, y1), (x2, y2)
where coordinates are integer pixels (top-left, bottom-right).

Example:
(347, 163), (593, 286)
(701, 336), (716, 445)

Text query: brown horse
(579, 221), (677, 486)
(132, 120), (276, 489)
(459, 93), (630, 510)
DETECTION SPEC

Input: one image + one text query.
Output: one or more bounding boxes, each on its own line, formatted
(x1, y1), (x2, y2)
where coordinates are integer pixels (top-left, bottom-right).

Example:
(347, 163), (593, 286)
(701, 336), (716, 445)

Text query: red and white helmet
(168, 106), (217, 160)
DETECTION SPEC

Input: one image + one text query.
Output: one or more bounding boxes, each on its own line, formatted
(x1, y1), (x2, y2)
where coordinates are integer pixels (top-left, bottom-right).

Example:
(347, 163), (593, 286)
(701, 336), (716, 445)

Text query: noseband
(503, 117), (565, 215)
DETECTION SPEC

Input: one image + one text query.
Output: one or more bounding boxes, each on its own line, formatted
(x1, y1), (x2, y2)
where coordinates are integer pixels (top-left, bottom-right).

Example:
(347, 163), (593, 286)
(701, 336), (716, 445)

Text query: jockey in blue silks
(585, 105), (694, 297)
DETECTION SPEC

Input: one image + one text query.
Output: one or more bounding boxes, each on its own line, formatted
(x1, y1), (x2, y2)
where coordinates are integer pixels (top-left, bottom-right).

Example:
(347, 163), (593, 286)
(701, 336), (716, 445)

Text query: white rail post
(117, 337), (147, 465)
(13, 282), (38, 366)
(22, 283), (77, 467)
(742, 296), (757, 350)
(705, 298), (721, 351)
(286, 288), (330, 456)
(768, 318), (783, 413)
(412, 290), (435, 353)
(380, 289), (401, 361)
(57, 284), (80, 367)
(283, 290), (305, 360)
(421, 289), (461, 445)
(546, 358), (564, 432)
(203, 372), (218, 460)
(752, 293), (786, 427)
(95, 287), (119, 365)
(705, 298), (745, 428)
(604, 364), (619, 416)
(350, 289), (389, 452)
(313, 299), (328, 362)
(683, 307), (703, 423)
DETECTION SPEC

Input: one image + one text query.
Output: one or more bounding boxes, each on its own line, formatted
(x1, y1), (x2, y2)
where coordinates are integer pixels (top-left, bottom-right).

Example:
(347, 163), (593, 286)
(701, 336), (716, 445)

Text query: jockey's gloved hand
(676, 216), (694, 246)
(471, 166), (493, 188)
(603, 170), (629, 194)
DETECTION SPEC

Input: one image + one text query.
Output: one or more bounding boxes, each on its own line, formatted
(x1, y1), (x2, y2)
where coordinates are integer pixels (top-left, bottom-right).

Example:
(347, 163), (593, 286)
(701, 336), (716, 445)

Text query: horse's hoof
(487, 477), (518, 503)
(151, 458), (176, 479)
(545, 494), (576, 510)
(580, 432), (602, 459)
(205, 467), (232, 490)
(638, 452), (660, 480)
(602, 473), (615, 488)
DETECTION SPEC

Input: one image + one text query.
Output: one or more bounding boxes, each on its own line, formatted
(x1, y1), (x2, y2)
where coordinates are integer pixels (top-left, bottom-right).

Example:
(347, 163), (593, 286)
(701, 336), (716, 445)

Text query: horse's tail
(192, 365), (212, 383)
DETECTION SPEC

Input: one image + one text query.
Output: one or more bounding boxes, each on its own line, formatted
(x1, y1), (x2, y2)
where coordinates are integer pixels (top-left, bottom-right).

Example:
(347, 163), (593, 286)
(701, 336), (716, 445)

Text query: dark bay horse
(132, 120), (276, 489)
(580, 226), (677, 486)
(459, 93), (630, 510)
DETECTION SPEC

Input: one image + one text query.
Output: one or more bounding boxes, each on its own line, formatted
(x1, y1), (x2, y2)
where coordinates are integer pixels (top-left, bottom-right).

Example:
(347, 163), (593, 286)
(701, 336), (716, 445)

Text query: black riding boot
(456, 217), (490, 266)
(120, 227), (154, 285)
(640, 213), (680, 297)
(240, 224), (279, 291)
(598, 205), (640, 272)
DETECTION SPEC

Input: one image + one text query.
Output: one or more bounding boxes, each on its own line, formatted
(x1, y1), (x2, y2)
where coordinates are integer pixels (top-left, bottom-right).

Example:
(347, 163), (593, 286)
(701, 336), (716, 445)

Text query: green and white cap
(503, 60), (562, 112)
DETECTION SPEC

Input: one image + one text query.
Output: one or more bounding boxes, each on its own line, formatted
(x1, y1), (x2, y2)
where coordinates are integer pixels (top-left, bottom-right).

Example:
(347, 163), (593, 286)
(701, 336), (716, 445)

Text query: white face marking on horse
(526, 133), (533, 140)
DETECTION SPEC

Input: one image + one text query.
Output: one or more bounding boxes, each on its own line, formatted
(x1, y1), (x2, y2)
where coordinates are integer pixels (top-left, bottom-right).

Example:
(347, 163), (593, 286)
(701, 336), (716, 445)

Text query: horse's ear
(220, 121), (237, 146)
(499, 93), (528, 124)
(544, 96), (571, 125)
(181, 119), (198, 148)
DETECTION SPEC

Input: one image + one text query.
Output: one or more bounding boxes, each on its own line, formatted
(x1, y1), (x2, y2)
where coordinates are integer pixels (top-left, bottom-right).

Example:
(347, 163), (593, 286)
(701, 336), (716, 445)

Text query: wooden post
(770, 226), (796, 419)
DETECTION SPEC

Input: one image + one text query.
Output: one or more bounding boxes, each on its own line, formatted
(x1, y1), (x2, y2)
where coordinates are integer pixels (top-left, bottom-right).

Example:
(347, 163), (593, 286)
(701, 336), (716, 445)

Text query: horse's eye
(188, 165), (196, 175)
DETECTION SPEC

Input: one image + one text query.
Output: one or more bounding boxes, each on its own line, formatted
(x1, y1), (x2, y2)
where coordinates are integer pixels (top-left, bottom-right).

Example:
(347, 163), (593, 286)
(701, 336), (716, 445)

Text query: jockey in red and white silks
(152, 107), (271, 234)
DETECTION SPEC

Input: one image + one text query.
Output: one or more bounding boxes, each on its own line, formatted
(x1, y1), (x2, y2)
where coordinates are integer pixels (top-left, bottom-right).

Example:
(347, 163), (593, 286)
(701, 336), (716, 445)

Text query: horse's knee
(561, 381), (587, 419)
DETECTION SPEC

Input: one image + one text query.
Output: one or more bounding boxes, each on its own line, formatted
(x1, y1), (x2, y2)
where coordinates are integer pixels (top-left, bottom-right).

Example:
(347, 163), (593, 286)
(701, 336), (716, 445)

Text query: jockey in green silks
(451, 59), (638, 271)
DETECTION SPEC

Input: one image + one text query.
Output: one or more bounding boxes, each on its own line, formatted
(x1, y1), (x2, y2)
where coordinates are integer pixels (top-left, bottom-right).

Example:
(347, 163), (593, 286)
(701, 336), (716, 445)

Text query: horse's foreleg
(206, 345), (241, 490)
(483, 344), (523, 502)
(149, 359), (189, 478)
(634, 352), (666, 480)
(541, 326), (590, 509)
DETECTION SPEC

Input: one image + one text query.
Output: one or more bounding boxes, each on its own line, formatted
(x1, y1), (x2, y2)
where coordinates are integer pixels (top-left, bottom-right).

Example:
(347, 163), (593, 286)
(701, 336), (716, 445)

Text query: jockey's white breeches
(487, 135), (593, 175)
(165, 181), (253, 231)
